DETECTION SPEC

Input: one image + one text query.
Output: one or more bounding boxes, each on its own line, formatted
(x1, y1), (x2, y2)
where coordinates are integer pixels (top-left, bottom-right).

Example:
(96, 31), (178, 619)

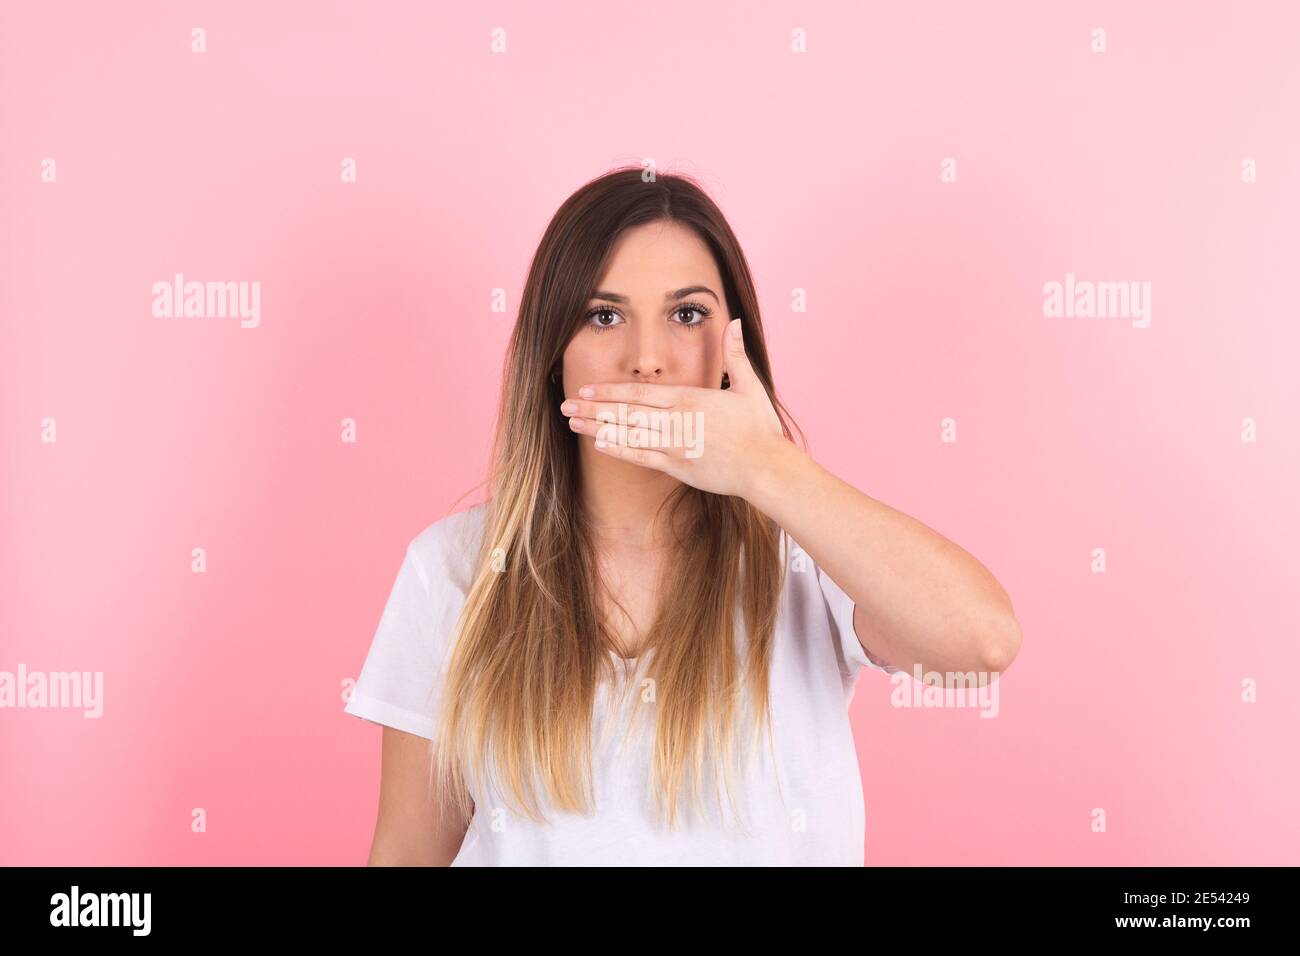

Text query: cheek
(562, 335), (611, 378)
(677, 336), (721, 382)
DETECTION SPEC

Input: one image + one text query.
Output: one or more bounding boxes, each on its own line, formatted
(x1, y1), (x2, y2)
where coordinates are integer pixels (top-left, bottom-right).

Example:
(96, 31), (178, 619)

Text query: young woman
(344, 166), (1023, 866)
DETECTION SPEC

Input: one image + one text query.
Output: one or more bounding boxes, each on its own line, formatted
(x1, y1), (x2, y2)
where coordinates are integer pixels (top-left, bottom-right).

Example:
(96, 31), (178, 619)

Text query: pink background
(2, 1), (1298, 865)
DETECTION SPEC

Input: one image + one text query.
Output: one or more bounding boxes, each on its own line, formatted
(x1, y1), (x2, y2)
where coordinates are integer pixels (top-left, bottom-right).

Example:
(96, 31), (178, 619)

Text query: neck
(579, 445), (687, 550)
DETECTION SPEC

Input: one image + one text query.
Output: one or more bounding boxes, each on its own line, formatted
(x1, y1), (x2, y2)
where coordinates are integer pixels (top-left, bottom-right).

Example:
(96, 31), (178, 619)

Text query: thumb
(722, 318), (757, 390)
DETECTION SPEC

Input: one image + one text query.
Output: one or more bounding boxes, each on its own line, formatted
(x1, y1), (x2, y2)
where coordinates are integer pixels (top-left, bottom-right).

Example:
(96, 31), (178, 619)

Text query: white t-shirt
(344, 502), (900, 866)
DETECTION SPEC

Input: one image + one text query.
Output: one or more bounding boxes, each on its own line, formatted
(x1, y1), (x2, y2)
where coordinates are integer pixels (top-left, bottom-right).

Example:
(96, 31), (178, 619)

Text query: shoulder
(408, 501), (490, 597)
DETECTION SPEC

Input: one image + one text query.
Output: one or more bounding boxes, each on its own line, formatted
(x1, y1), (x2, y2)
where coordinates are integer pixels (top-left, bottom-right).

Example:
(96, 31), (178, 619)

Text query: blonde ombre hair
(429, 167), (808, 833)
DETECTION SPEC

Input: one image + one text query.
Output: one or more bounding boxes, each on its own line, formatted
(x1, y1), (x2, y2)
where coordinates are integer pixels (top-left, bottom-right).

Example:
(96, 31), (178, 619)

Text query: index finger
(577, 381), (681, 407)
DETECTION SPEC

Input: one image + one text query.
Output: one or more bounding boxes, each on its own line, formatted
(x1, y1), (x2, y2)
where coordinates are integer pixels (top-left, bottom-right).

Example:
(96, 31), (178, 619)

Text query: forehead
(594, 221), (722, 294)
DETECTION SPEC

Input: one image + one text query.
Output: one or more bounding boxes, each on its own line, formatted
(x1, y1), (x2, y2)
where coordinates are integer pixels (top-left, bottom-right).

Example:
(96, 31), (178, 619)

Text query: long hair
(430, 166), (808, 833)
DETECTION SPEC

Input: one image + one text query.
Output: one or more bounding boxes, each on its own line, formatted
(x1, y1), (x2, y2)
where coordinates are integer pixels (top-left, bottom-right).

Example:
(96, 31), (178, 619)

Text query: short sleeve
(343, 536), (461, 739)
(816, 557), (903, 679)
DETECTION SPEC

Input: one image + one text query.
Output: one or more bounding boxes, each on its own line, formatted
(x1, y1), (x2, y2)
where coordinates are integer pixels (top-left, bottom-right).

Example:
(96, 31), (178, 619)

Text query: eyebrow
(589, 286), (720, 305)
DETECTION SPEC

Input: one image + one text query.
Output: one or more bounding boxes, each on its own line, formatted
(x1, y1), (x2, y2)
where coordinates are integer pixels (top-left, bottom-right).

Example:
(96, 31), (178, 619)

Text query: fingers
(568, 416), (681, 454)
(560, 398), (668, 425)
(576, 382), (681, 406)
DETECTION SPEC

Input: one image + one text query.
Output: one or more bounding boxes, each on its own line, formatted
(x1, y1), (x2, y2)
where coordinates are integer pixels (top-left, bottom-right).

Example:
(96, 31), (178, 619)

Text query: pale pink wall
(2, 1), (1297, 864)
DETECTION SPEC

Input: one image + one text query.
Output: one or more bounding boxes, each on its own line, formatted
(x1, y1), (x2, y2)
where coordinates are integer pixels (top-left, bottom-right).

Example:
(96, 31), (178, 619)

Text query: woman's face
(560, 220), (731, 401)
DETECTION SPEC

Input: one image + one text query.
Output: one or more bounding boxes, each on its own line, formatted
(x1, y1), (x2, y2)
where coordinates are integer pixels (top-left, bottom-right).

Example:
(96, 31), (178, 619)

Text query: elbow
(978, 614), (1023, 675)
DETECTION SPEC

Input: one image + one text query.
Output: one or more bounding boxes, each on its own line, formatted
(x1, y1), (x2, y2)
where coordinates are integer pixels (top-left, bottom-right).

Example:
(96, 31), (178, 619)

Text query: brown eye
(672, 303), (711, 328)
(585, 307), (622, 333)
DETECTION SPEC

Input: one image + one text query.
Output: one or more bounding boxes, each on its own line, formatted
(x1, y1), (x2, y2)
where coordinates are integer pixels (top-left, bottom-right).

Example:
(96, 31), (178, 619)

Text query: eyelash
(584, 302), (713, 334)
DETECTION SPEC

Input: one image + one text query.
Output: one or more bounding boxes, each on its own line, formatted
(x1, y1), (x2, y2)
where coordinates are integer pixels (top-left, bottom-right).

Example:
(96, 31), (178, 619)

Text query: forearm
(744, 438), (1022, 675)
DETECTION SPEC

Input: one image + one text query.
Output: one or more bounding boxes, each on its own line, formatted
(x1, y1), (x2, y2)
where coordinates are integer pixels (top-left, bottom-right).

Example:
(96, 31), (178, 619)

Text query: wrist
(741, 437), (808, 517)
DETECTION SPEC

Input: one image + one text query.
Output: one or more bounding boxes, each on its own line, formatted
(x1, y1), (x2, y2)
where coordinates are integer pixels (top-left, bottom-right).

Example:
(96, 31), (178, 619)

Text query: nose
(631, 319), (665, 380)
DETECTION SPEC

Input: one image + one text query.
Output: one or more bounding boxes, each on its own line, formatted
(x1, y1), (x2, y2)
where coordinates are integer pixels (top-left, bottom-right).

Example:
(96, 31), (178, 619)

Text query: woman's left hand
(559, 318), (787, 500)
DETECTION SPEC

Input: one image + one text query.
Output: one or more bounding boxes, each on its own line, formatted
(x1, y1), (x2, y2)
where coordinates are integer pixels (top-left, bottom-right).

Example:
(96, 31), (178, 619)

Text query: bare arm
(746, 440), (1023, 677)
(365, 726), (472, 866)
